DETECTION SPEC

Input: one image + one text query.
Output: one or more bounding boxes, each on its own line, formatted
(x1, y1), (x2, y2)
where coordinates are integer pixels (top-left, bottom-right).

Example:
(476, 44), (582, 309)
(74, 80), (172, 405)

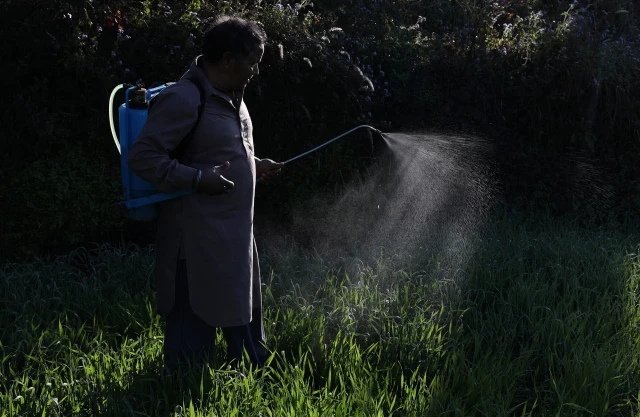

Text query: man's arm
(127, 89), (199, 194)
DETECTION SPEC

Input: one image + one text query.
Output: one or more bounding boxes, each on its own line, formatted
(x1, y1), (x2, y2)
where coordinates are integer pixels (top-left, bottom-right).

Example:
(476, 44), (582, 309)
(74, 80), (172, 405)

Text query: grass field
(2, 213), (640, 416)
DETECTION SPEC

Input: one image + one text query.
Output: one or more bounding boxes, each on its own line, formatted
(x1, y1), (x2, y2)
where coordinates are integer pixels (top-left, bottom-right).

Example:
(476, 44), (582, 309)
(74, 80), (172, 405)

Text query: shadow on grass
(2, 211), (639, 416)
(0, 244), (238, 416)
(438, 214), (640, 416)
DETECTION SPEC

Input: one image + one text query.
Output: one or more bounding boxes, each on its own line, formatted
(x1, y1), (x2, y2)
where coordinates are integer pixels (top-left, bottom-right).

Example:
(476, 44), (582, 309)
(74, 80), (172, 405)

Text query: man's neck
(204, 65), (232, 93)
(200, 61), (242, 105)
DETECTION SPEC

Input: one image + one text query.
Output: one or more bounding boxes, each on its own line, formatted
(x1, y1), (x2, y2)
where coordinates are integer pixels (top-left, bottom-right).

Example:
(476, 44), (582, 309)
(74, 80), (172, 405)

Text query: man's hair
(202, 16), (267, 63)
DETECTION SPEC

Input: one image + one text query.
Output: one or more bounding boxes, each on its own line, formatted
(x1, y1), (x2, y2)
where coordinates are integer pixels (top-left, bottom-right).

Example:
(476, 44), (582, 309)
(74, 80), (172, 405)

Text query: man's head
(202, 16), (267, 91)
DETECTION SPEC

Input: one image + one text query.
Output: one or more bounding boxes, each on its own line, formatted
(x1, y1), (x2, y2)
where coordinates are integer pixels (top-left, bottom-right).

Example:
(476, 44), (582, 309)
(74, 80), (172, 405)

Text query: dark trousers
(163, 259), (266, 369)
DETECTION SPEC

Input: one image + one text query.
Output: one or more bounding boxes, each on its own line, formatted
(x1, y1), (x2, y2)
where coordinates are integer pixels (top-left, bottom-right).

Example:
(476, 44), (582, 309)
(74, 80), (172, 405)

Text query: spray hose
(255, 124), (380, 183)
(121, 124), (381, 209)
(109, 84), (124, 154)
(282, 125), (381, 164)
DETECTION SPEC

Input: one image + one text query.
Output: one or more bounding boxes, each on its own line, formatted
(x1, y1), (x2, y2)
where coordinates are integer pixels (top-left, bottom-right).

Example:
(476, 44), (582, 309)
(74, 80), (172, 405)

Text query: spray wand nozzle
(282, 125), (382, 165)
(257, 125), (381, 183)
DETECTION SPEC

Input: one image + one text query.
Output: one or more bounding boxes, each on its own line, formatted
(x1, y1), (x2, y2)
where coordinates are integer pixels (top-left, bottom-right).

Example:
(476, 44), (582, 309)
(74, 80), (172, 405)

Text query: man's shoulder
(153, 79), (202, 110)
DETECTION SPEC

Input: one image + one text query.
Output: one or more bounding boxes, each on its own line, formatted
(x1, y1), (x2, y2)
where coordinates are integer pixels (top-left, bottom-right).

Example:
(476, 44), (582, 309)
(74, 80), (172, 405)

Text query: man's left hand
(255, 158), (284, 181)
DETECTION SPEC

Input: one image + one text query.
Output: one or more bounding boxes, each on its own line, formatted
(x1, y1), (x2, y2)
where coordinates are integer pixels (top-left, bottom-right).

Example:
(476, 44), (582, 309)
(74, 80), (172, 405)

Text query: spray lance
(111, 83), (382, 218)
(257, 124), (382, 180)
(280, 125), (381, 165)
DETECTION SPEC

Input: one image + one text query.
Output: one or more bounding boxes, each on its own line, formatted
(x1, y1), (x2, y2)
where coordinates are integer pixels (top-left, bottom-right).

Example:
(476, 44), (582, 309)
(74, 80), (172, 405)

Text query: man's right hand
(198, 161), (235, 195)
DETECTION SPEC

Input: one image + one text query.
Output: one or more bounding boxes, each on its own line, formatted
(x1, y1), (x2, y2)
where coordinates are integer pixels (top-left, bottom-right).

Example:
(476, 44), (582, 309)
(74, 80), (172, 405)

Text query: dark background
(1, 0), (638, 261)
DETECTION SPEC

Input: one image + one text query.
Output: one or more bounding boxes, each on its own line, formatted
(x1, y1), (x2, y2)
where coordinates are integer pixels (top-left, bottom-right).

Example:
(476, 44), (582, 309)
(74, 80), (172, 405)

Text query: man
(127, 16), (283, 369)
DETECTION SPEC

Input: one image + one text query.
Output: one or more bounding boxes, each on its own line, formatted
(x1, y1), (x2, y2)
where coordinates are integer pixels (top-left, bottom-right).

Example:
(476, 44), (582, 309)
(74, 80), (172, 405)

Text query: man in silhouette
(128, 16), (283, 369)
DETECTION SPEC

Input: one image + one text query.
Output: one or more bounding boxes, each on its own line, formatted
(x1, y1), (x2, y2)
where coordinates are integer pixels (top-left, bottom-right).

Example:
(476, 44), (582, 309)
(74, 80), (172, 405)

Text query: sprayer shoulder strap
(168, 79), (207, 161)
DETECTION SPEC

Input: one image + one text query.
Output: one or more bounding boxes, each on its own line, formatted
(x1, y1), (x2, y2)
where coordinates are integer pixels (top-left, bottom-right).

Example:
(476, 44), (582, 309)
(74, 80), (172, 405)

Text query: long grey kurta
(127, 56), (261, 328)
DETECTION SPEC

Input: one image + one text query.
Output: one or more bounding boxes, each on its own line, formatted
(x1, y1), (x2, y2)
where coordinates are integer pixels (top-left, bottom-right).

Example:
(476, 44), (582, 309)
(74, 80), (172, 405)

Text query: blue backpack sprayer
(110, 82), (381, 221)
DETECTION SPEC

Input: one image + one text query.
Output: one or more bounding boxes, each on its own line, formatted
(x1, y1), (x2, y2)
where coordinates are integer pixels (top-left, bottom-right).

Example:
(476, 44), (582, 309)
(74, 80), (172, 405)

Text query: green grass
(2, 213), (640, 416)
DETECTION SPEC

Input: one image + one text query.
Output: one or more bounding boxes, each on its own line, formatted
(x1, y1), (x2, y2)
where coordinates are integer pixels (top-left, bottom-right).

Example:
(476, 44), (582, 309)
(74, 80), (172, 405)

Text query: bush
(320, 0), (640, 218)
(0, 0), (376, 259)
(0, 144), (121, 260)
(1, 0), (639, 259)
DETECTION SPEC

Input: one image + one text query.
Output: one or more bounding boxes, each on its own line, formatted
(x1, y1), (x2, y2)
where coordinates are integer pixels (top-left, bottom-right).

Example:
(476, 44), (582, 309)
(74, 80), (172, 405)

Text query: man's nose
(253, 65), (260, 76)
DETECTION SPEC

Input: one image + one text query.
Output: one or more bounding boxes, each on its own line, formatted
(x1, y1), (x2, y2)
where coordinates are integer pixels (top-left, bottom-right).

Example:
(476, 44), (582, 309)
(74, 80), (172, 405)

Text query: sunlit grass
(1, 213), (639, 416)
